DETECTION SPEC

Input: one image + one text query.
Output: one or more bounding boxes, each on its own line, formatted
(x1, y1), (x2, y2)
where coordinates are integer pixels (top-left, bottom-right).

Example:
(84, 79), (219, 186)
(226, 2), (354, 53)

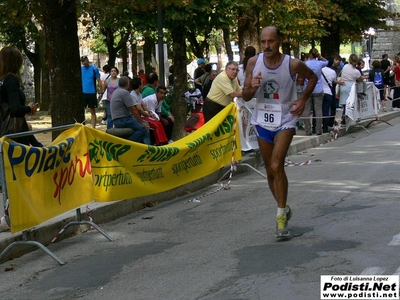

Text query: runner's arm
(289, 59), (317, 117)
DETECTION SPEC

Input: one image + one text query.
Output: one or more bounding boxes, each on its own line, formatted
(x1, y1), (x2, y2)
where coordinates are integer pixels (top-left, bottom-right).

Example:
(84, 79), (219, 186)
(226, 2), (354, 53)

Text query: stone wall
(372, 19), (400, 62)
(370, 0), (399, 62)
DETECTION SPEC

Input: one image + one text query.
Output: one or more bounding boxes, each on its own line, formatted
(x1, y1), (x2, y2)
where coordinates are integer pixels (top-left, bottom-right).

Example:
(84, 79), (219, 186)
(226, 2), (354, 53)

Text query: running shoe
(275, 205), (292, 238)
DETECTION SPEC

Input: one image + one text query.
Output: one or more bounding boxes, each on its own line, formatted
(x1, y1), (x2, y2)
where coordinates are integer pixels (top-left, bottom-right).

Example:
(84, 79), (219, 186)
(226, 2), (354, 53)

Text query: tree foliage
(319, 0), (392, 57)
(0, 1), (46, 107)
(79, 0), (151, 68)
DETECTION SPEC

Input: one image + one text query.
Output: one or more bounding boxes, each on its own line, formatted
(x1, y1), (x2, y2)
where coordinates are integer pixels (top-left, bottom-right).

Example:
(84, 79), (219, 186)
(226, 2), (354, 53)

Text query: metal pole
(369, 35), (372, 65)
(157, 4), (165, 86)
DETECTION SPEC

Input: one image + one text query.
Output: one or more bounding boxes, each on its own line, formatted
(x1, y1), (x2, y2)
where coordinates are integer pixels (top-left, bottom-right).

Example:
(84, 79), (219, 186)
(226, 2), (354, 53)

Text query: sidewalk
(1, 109), (399, 263)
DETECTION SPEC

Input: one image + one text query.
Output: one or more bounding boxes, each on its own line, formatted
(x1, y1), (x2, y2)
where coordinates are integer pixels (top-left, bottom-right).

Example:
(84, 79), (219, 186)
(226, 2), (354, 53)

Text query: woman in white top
(102, 66), (119, 129)
(338, 54), (367, 125)
(237, 46), (256, 88)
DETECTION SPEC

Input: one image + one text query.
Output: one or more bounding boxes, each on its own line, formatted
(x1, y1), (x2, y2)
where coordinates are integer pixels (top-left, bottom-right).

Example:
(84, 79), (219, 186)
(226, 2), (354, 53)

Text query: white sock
(277, 207), (286, 216)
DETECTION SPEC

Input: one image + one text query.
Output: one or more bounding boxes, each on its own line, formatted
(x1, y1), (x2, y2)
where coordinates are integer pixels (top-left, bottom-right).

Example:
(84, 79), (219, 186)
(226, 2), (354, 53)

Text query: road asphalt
(0, 108), (399, 264)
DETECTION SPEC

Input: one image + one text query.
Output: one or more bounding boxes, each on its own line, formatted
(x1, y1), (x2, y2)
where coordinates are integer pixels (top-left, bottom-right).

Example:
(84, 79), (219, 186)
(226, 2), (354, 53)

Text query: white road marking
(360, 267), (385, 275)
(388, 233), (400, 246)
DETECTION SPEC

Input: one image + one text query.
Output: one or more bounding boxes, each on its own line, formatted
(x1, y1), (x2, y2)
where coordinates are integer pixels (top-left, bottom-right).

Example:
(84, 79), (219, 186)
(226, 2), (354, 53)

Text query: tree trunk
(187, 31), (202, 58)
(223, 27), (233, 62)
(321, 31), (341, 58)
(216, 36), (227, 71)
(121, 43), (128, 75)
(143, 35), (154, 75)
(118, 32), (130, 75)
(41, 0), (83, 139)
(38, 30), (50, 111)
(237, 7), (261, 54)
(40, 51), (51, 114)
(131, 42), (138, 77)
(282, 42), (291, 55)
(102, 27), (117, 67)
(21, 35), (48, 111)
(170, 25), (188, 141)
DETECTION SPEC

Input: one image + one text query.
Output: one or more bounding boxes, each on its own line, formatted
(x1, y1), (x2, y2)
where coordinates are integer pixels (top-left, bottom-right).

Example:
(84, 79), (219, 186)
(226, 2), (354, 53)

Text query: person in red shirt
(391, 55), (400, 110)
(138, 69), (147, 86)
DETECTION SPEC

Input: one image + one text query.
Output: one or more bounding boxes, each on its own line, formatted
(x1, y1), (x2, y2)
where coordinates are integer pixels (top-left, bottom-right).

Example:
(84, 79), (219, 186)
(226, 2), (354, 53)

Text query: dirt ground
(27, 109), (107, 146)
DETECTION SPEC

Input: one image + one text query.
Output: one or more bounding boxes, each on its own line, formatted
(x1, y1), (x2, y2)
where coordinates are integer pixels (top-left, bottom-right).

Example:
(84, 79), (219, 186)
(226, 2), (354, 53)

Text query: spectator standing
(321, 66), (337, 132)
(302, 48), (328, 135)
(331, 54), (342, 72)
(81, 55), (101, 128)
(242, 26), (317, 239)
(328, 54), (342, 126)
(237, 46), (257, 88)
(341, 58), (347, 68)
(194, 58), (206, 90)
(391, 55), (400, 110)
(138, 69), (147, 86)
(380, 54), (392, 101)
(0, 46), (39, 145)
(194, 63), (212, 91)
(110, 76), (149, 143)
(356, 58), (367, 95)
(339, 54), (367, 125)
(204, 61), (242, 122)
(100, 65), (111, 125)
(201, 70), (218, 100)
(103, 67), (120, 129)
(368, 60), (386, 111)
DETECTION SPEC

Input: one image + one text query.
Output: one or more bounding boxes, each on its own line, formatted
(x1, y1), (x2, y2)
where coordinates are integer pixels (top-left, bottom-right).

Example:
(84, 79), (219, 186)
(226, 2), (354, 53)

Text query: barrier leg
(365, 117), (393, 128)
(217, 162), (267, 182)
(346, 118), (370, 134)
(0, 231), (65, 265)
(51, 208), (113, 243)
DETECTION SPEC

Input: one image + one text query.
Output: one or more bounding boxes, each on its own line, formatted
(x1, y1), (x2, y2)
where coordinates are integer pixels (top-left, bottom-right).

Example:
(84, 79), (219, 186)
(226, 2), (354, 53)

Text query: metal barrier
(51, 208), (113, 243)
(0, 124), (113, 266)
(345, 82), (392, 133)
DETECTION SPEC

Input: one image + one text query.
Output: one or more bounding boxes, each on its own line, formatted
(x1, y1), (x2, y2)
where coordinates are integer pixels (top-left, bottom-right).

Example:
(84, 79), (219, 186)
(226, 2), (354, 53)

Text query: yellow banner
(1, 103), (241, 233)
(86, 103), (242, 201)
(1, 125), (94, 233)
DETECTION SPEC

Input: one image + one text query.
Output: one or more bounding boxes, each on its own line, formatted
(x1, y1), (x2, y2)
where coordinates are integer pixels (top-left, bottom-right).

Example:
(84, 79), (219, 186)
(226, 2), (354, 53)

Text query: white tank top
(250, 53), (298, 131)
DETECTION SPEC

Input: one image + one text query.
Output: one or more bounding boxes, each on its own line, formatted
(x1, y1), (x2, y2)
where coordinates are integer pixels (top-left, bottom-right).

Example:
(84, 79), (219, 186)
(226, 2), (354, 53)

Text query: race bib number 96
(257, 103), (282, 130)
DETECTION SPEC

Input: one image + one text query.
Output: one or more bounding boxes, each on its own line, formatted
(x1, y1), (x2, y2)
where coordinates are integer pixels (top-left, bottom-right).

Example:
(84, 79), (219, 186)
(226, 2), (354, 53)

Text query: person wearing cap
(194, 58), (206, 90)
(81, 55), (102, 128)
(194, 63), (212, 92)
(204, 61), (242, 122)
